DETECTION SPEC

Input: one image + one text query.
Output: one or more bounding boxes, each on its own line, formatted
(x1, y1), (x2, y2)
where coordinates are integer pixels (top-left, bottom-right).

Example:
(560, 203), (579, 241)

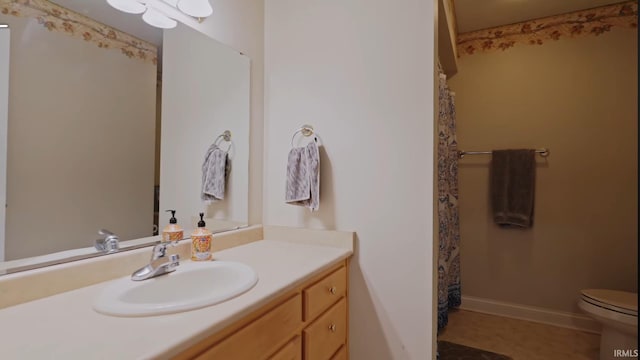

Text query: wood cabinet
(303, 266), (347, 321)
(176, 260), (349, 360)
(270, 336), (302, 360)
(330, 346), (347, 360)
(303, 298), (346, 360)
(196, 295), (302, 359)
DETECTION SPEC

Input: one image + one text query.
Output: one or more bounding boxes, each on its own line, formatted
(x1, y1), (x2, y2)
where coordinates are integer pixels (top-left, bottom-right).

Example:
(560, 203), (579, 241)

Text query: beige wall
(264, 0), (436, 358)
(180, 2), (440, 356)
(2, 16), (157, 260)
(448, 28), (638, 314)
(176, 0), (264, 226)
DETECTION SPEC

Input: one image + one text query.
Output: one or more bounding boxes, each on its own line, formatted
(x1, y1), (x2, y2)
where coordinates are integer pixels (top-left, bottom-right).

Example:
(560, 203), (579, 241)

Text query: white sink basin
(93, 260), (258, 317)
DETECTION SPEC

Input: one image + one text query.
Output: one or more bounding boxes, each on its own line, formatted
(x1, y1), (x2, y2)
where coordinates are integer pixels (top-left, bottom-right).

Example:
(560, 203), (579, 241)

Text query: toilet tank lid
(581, 289), (637, 312)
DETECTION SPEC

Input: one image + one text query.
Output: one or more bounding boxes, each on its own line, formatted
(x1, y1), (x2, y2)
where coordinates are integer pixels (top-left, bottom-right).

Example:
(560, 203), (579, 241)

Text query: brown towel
(490, 149), (536, 228)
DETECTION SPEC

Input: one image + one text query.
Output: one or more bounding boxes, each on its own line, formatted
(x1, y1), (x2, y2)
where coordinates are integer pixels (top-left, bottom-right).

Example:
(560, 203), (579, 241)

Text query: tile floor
(437, 309), (601, 360)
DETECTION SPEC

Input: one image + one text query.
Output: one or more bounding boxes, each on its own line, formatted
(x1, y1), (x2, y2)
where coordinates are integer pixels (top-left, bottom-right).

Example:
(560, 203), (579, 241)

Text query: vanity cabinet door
(330, 345), (347, 360)
(303, 298), (347, 360)
(196, 294), (302, 360)
(269, 335), (302, 360)
(303, 266), (346, 321)
(178, 260), (349, 360)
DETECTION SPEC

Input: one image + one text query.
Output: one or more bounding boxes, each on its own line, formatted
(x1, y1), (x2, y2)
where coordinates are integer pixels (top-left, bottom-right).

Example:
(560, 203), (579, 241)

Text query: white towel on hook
(201, 144), (229, 203)
(285, 140), (320, 211)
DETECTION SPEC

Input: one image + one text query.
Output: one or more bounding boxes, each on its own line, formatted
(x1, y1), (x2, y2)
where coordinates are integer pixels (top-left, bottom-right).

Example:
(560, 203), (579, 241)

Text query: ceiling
(50, 0), (162, 45)
(453, 0), (628, 33)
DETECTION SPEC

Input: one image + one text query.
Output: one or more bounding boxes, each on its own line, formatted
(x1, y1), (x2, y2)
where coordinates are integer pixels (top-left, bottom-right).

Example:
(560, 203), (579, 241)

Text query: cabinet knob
(329, 324), (337, 332)
(329, 286), (337, 295)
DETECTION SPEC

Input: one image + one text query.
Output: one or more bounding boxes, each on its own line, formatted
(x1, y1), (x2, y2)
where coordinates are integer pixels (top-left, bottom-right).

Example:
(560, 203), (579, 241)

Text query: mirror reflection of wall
(1, 6), (158, 261)
(0, 25), (9, 261)
(160, 23), (250, 233)
(0, 0), (251, 272)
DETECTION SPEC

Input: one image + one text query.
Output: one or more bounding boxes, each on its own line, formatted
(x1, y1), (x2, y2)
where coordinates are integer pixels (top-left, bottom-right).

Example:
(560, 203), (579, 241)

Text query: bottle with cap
(191, 212), (212, 261)
(162, 210), (184, 243)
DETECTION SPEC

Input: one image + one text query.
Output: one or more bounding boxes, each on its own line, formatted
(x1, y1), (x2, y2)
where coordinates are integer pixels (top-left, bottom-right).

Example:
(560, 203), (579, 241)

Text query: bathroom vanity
(0, 226), (354, 359)
(176, 260), (348, 359)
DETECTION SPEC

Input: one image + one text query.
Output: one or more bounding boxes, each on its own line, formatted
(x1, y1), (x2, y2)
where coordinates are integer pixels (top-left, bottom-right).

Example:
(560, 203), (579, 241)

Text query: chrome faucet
(95, 229), (119, 253)
(131, 242), (180, 281)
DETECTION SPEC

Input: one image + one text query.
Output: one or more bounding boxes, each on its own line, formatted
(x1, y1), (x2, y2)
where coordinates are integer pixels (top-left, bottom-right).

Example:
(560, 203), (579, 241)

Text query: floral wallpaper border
(457, 1), (638, 57)
(0, 0), (157, 65)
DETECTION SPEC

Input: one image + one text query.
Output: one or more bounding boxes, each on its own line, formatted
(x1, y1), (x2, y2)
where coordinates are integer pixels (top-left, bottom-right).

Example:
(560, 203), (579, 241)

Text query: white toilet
(579, 289), (638, 360)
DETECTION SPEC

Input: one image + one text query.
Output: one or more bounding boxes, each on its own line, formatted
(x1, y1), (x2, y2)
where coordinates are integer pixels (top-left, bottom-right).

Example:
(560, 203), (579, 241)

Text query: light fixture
(106, 0), (213, 29)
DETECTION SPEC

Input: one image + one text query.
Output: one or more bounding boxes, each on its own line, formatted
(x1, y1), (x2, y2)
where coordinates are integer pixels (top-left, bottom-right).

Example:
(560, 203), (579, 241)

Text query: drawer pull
(328, 324), (337, 332)
(329, 286), (337, 295)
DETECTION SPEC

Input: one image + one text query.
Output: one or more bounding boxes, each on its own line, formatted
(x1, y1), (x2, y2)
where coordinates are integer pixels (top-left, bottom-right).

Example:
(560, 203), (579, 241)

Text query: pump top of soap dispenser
(190, 213), (211, 240)
(167, 210), (178, 224)
(191, 213), (210, 236)
(162, 210), (183, 243)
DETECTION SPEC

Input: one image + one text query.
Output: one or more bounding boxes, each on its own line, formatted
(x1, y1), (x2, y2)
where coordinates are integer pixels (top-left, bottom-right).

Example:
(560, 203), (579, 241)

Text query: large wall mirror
(0, 0), (250, 274)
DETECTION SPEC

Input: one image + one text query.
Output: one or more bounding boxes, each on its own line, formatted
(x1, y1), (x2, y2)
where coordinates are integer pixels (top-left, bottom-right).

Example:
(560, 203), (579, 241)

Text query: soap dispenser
(191, 212), (212, 261)
(162, 210), (184, 243)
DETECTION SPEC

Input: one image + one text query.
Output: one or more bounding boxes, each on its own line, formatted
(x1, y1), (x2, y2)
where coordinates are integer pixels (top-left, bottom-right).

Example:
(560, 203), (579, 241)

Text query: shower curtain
(437, 72), (461, 331)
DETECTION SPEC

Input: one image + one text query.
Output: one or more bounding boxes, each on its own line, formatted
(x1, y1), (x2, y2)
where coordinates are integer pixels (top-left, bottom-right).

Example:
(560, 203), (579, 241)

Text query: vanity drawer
(303, 298), (347, 360)
(303, 266), (346, 321)
(197, 294), (302, 360)
(269, 335), (302, 360)
(330, 345), (347, 360)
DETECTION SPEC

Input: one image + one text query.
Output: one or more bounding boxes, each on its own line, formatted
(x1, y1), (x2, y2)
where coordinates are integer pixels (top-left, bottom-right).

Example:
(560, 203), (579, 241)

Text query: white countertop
(0, 239), (351, 359)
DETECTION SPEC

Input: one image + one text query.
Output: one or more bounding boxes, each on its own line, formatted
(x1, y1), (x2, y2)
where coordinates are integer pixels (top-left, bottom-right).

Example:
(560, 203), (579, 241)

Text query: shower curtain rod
(457, 148), (549, 159)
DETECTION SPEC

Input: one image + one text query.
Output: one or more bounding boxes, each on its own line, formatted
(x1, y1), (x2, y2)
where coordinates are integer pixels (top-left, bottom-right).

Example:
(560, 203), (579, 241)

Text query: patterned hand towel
(490, 149), (536, 228)
(285, 140), (320, 211)
(201, 144), (229, 203)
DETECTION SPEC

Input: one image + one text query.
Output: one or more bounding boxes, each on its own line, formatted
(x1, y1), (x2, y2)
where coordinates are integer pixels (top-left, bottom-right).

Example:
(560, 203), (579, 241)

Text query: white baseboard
(459, 295), (601, 334)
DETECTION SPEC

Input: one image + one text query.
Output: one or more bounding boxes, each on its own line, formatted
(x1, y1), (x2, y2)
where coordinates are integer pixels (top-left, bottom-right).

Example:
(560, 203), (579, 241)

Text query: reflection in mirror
(0, 24), (7, 265)
(0, 0), (250, 274)
(160, 23), (250, 234)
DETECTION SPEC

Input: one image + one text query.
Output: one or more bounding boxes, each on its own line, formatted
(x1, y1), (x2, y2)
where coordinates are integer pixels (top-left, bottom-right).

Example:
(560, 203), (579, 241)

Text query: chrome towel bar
(458, 148), (549, 159)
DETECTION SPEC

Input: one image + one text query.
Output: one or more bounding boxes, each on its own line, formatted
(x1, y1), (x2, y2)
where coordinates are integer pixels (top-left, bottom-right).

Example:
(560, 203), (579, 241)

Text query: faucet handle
(95, 229), (119, 253)
(150, 242), (173, 260)
(98, 229), (115, 237)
